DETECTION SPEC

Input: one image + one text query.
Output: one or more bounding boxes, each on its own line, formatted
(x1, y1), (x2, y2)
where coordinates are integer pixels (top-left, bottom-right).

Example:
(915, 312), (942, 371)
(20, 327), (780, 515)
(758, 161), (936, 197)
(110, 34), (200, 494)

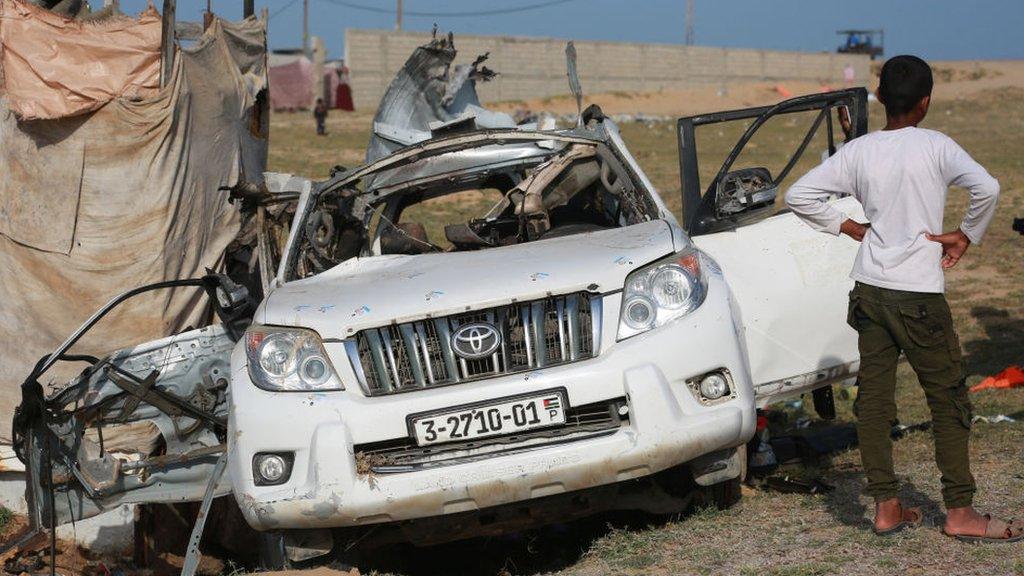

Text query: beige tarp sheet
(0, 0), (162, 120)
(0, 15), (268, 437)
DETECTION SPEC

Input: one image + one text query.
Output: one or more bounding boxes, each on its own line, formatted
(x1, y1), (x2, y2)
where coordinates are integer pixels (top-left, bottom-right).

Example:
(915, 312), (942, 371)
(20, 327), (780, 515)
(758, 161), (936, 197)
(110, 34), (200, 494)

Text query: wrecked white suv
(14, 37), (868, 568)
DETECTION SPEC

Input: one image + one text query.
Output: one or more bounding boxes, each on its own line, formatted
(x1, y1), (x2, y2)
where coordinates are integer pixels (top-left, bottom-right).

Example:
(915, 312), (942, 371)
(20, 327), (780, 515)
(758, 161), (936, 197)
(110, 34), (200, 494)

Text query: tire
(703, 476), (742, 510)
(258, 529), (342, 571)
(258, 531), (291, 571)
(697, 444), (746, 510)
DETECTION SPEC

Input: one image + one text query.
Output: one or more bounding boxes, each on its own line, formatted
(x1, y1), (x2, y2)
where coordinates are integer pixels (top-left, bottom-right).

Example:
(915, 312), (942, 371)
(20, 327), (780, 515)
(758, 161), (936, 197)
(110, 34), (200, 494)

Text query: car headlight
(617, 248), (707, 340)
(245, 325), (343, 391)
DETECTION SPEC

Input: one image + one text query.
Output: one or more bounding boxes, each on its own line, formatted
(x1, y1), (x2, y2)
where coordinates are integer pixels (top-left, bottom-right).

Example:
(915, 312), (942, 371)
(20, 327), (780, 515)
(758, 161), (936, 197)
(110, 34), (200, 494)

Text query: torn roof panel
(364, 30), (516, 166)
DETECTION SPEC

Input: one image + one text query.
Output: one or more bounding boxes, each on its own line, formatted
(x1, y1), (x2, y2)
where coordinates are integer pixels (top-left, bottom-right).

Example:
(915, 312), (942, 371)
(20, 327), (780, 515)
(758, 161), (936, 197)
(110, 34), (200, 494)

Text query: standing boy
(785, 55), (1020, 542)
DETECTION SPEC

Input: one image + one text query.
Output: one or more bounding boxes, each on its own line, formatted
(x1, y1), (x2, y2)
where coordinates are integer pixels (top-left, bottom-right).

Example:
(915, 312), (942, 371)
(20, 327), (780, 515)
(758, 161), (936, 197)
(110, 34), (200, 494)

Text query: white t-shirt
(785, 127), (999, 293)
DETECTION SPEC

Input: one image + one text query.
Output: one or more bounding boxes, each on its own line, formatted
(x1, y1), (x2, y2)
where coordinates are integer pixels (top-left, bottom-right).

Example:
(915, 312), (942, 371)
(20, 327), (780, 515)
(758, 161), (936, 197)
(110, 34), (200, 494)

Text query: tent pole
(160, 0), (176, 87)
(203, 0), (213, 30)
(302, 0), (309, 57)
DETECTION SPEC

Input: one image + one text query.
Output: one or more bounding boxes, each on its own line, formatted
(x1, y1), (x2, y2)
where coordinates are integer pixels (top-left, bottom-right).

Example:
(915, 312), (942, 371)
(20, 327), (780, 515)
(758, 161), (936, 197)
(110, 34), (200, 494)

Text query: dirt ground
(257, 59), (1024, 576)
(9, 60), (1018, 576)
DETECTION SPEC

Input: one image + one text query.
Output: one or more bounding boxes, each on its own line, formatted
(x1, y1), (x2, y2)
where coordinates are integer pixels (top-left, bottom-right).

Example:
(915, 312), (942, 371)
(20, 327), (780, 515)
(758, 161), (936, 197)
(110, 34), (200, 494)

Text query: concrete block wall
(345, 29), (872, 110)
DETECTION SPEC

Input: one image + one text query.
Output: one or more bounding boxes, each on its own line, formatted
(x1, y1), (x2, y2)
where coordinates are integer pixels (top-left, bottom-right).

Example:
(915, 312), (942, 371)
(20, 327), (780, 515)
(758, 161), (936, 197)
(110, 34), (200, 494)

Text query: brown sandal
(873, 505), (923, 536)
(945, 515), (1024, 544)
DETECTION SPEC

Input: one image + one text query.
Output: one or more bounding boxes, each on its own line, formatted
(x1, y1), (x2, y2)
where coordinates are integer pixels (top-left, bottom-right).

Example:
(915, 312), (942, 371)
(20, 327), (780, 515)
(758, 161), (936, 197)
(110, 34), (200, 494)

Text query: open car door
(677, 89), (868, 408)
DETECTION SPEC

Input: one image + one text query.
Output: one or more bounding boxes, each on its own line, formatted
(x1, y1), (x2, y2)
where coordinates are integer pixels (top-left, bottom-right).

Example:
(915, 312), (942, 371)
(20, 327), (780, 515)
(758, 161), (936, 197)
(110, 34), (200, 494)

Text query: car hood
(261, 220), (678, 337)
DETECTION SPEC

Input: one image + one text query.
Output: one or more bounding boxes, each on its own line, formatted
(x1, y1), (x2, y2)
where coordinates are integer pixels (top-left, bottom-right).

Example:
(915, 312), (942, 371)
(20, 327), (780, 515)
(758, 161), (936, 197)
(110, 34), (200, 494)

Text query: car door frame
(13, 275), (251, 530)
(676, 89), (870, 408)
(677, 88), (868, 237)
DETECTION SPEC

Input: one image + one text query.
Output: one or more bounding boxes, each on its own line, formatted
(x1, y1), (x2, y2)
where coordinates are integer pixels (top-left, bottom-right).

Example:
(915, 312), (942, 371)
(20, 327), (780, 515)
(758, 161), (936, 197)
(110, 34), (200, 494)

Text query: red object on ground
(970, 365), (1024, 392)
(775, 85), (792, 98)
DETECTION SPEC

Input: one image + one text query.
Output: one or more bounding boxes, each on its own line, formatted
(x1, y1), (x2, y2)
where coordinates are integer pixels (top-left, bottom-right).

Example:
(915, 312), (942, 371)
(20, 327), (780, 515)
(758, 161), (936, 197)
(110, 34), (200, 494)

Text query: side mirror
(715, 167), (777, 219)
(202, 273), (254, 339)
(215, 278), (250, 313)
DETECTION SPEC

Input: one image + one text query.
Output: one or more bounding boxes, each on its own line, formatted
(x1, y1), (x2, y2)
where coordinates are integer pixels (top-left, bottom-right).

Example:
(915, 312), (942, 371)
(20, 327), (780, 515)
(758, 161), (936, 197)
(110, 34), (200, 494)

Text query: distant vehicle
(837, 29), (884, 60)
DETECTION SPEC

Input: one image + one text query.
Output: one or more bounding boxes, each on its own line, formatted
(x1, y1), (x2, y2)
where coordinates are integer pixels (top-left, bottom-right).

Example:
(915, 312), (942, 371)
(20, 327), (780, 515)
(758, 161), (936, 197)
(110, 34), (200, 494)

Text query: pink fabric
(269, 58), (313, 110)
(323, 69), (340, 108)
(0, 0), (162, 120)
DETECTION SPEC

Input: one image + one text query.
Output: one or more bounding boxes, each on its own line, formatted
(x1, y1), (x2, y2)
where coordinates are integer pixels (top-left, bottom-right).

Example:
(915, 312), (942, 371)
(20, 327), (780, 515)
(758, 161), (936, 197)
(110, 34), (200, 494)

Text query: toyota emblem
(451, 322), (502, 360)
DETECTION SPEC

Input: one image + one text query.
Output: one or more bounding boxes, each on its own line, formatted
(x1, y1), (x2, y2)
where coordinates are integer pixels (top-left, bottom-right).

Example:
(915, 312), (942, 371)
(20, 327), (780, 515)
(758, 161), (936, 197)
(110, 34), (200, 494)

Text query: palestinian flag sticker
(544, 395), (562, 418)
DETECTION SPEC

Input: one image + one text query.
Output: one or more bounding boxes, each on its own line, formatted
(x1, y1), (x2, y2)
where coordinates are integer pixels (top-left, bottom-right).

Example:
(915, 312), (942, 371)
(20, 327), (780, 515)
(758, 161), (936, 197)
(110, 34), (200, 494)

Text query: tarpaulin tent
(0, 1), (268, 435)
(269, 52), (313, 110)
(0, 0), (162, 120)
(323, 59), (342, 108)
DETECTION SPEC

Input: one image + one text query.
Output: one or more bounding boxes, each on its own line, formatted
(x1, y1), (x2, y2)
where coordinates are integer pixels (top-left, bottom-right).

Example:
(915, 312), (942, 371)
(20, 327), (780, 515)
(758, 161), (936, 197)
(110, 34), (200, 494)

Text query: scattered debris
(891, 420), (932, 439)
(970, 365), (1024, 392)
(972, 414), (1017, 424)
(762, 475), (834, 495)
(354, 452), (390, 476)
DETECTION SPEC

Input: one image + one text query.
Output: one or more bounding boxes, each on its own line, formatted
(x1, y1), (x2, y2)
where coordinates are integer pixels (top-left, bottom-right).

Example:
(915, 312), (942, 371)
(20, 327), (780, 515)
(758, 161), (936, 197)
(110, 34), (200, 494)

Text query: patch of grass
(969, 543), (1006, 563)
(0, 506), (12, 531)
(875, 555), (897, 570)
(690, 503), (725, 522)
(584, 525), (663, 571)
(762, 563), (833, 576)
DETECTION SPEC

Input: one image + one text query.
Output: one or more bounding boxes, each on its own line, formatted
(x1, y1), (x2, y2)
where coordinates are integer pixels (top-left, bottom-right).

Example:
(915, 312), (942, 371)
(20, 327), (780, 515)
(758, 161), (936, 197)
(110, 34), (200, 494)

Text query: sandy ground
(487, 60), (1024, 117)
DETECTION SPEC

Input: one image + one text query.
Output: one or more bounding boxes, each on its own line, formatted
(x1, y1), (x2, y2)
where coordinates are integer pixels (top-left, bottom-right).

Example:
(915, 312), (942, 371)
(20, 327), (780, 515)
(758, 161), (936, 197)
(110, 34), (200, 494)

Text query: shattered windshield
(286, 134), (655, 281)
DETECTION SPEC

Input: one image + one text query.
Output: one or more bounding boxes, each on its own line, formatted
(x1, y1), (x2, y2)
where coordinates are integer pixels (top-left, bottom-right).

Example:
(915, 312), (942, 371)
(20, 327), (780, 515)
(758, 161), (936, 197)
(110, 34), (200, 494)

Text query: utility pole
(303, 0), (310, 56)
(684, 0), (695, 46)
(243, 0), (253, 18)
(396, 0), (403, 31)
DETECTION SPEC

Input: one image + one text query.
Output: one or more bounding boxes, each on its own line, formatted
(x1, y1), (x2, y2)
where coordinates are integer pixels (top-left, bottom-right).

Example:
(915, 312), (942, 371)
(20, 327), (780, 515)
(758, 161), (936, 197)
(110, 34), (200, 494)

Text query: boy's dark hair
(878, 55), (933, 116)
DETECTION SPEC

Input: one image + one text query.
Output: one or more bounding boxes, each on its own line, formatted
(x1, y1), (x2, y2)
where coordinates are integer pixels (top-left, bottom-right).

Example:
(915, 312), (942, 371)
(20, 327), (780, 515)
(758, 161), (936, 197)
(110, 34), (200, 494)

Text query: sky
(120, 0), (1023, 62)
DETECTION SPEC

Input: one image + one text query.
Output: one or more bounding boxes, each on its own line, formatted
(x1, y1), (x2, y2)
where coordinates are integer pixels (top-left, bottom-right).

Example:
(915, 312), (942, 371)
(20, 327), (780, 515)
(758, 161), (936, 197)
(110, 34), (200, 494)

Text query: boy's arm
(943, 139), (1000, 244)
(784, 152), (865, 240)
(926, 138), (1000, 269)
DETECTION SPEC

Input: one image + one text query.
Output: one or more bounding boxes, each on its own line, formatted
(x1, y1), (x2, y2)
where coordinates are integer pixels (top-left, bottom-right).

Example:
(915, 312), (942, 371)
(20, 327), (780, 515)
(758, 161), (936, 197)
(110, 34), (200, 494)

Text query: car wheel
(702, 476), (742, 509)
(259, 528), (342, 570)
(258, 531), (291, 571)
(697, 444), (746, 510)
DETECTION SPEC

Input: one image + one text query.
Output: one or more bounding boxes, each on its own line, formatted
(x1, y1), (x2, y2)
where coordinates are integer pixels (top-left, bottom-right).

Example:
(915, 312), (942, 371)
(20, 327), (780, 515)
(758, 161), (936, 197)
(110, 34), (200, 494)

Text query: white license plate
(410, 391), (567, 446)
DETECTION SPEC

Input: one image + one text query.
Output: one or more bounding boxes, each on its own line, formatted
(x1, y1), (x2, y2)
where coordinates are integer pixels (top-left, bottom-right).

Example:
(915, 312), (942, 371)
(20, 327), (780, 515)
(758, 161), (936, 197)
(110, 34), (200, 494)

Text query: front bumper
(229, 272), (756, 530)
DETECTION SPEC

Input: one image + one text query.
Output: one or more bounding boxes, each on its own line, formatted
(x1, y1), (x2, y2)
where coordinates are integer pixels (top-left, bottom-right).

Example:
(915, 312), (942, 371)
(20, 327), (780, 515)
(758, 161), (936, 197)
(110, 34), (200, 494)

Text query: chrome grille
(347, 293), (601, 396)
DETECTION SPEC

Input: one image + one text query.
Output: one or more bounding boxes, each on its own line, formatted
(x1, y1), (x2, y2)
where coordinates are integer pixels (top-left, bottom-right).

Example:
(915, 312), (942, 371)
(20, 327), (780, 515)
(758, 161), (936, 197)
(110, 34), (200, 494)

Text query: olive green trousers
(848, 282), (975, 508)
